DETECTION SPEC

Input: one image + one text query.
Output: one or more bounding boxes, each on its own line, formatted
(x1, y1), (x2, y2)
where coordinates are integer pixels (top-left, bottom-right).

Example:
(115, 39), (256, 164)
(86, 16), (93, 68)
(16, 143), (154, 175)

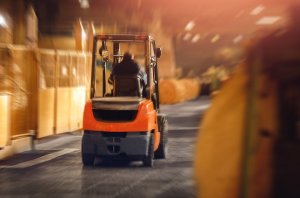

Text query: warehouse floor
(0, 97), (210, 198)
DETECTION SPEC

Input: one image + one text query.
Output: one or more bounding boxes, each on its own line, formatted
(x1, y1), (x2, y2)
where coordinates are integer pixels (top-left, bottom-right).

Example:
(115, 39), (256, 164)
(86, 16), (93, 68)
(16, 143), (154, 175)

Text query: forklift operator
(109, 52), (147, 96)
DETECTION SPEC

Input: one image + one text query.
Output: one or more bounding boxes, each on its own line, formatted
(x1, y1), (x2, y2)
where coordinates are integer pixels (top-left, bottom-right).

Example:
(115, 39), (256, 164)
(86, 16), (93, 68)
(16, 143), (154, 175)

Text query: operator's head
(123, 52), (132, 61)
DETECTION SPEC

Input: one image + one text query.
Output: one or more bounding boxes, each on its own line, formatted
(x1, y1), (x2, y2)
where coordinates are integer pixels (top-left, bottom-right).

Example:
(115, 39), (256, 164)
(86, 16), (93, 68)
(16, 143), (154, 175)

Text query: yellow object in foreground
(194, 66), (248, 198)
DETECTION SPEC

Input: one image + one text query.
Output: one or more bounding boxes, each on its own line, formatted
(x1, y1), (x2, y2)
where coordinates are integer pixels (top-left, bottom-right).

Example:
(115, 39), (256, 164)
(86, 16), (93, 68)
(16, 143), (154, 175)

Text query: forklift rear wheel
(82, 153), (95, 166)
(154, 115), (168, 159)
(143, 134), (154, 167)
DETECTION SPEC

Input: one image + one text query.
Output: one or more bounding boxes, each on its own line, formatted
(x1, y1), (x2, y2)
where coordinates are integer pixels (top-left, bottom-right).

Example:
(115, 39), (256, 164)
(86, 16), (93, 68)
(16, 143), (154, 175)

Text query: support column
(12, 0), (26, 45)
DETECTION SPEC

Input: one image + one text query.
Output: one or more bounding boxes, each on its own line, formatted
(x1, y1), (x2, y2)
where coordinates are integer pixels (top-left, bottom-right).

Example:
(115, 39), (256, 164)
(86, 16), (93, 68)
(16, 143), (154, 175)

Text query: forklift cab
(91, 34), (162, 110)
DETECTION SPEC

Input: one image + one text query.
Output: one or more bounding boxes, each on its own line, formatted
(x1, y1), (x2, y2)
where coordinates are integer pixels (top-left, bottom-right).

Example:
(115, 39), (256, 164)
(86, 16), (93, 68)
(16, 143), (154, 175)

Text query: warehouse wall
(0, 45), (91, 147)
(39, 36), (76, 51)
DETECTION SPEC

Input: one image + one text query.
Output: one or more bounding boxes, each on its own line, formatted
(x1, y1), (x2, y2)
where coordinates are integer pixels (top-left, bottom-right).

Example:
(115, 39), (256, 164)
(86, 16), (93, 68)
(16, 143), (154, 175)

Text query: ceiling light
(79, 0), (89, 9)
(0, 15), (8, 27)
(183, 33), (192, 41)
(233, 35), (243, 44)
(250, 5), (265, 16)
(211, 34), (220, 43)
(256, 16), (281, 25)
(191, 34), (200, 43)
(184, 21), (195, 31)
(82, 30), (87, 40)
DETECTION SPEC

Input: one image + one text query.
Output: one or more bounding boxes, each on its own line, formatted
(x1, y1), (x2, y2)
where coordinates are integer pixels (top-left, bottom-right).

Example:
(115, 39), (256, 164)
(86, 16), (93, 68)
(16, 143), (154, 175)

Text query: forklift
(82, 34), (168, 167)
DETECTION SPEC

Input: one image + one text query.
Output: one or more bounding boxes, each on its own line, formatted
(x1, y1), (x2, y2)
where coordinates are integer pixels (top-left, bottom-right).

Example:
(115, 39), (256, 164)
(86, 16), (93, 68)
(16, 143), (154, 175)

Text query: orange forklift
(82, 34), (168, 167)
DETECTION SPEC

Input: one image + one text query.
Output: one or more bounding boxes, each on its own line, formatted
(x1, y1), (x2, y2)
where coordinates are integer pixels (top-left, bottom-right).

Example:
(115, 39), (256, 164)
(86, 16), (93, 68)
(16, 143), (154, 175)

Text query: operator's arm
(135, 62), (147, 86)
(108, 70), (114, 85)
(138, 70), (147, 86)
(108, 74), (113, 84)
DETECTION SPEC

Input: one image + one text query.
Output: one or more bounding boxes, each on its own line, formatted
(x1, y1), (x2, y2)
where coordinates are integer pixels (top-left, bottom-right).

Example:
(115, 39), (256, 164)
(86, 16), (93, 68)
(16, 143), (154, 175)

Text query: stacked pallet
(159, 78), (200, 104)
(0, 46), (37, 139)
(0, 26), (12, 44)
(179, 78), (201, 101)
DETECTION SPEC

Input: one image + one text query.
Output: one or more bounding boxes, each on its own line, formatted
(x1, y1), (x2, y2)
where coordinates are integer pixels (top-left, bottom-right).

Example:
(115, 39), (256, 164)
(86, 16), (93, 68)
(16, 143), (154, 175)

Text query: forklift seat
(113, 75), (143, 97)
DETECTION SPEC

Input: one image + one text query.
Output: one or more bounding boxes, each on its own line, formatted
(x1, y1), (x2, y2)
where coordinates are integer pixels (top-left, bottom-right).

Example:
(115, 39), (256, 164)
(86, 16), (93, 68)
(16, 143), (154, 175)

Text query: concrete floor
(0, 97), (210, 198)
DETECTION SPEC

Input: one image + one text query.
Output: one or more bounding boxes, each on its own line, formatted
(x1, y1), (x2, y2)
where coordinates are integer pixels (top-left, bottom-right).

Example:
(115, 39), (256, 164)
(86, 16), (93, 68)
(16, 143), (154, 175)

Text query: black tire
(154, 115), (168, 159)
(82, 153), (95, 166)
(143, 134), (154, 167)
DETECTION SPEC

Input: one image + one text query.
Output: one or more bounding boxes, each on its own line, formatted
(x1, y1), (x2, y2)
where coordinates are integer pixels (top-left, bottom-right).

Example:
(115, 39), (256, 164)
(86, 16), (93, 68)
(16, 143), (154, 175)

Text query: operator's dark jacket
(109, 57), (147, 85)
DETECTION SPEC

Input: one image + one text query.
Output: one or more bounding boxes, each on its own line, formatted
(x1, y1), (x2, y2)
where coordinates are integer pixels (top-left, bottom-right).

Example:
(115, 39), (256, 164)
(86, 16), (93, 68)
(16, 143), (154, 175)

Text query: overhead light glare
(233, 35), (243, 44)
(256, 16), (281, 25)
(191, 34), (200, 43)
(0, 15), (8, 27)
(211, 34), (220, 43)
(73, 68), (77, 76)
(82, 30), (87, 40)
(61, 66), (68, 76)
(183, 33), (192, 41)
(250, 5), (265, 16)
(79, 0), (89, 9)
(185, 21), (195, 31)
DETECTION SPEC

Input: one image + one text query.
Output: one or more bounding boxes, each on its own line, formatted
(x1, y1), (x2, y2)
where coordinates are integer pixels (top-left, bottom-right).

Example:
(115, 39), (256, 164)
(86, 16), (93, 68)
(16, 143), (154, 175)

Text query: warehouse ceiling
(32, 0), (299, 36)
(29, 0), (300, 73)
